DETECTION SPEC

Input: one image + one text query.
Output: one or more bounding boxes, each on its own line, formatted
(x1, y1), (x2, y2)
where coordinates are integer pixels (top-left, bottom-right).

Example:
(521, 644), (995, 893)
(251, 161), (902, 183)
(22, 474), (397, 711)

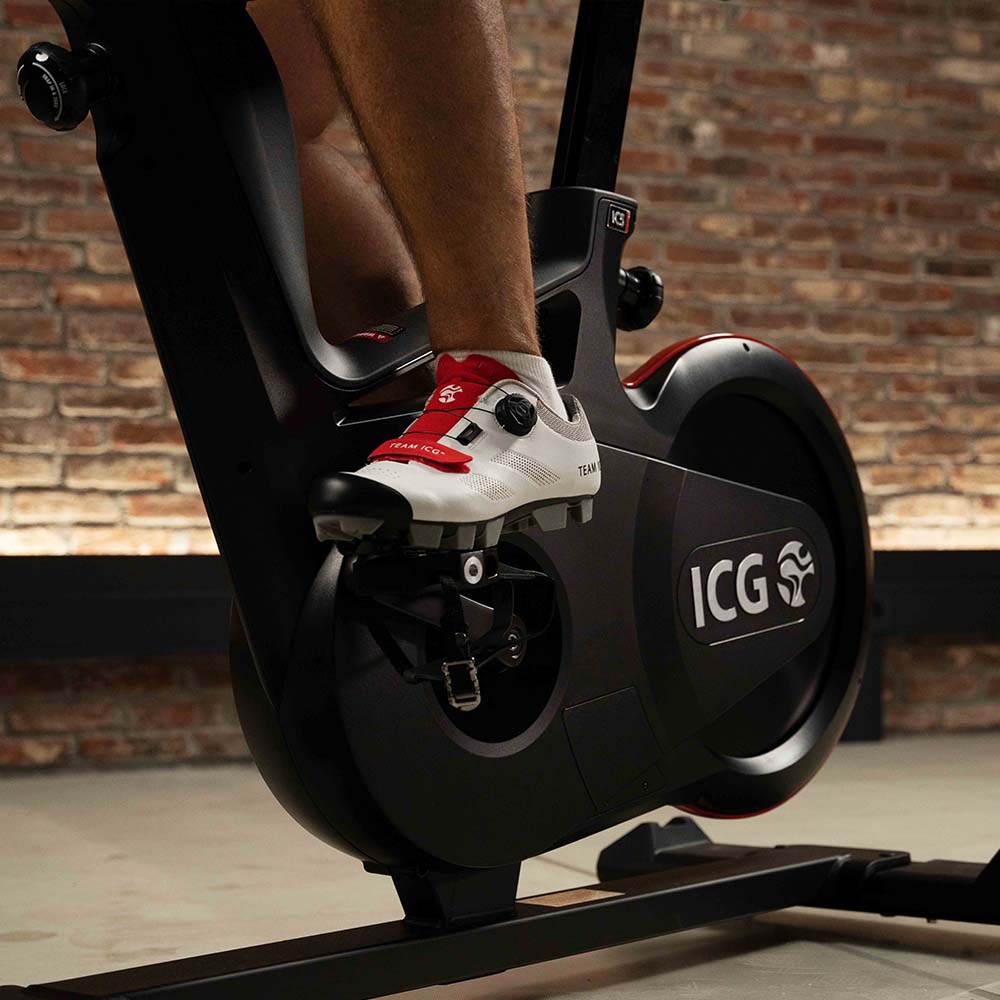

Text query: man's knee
(249, 0), (343, 142)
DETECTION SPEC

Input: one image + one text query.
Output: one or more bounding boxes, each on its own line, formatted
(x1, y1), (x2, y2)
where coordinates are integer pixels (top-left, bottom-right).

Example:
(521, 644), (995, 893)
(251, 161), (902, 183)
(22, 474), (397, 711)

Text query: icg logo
(776, 541), (815, 608)
(679, 529), (820, 646)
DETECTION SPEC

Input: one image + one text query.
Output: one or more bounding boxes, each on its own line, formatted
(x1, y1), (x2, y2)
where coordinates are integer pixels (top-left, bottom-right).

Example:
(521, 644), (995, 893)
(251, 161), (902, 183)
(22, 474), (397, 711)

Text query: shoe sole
(314, 496), (595, 549)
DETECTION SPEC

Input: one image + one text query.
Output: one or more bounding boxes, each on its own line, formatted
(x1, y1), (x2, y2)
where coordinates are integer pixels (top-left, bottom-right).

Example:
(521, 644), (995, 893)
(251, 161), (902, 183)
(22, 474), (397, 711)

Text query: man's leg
(298, 0), (538, 358)
(302, 1), (601, 548)
(249, 0), (421, 343)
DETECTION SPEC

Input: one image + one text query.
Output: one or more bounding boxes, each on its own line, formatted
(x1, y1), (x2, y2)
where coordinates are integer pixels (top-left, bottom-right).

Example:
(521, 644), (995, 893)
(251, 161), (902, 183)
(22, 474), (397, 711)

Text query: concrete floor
(2, 734), (1000, 999)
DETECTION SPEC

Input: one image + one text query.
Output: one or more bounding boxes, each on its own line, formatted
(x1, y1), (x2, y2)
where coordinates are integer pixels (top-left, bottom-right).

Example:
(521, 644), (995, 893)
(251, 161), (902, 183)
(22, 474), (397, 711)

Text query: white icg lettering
(691, 553), (771, 629)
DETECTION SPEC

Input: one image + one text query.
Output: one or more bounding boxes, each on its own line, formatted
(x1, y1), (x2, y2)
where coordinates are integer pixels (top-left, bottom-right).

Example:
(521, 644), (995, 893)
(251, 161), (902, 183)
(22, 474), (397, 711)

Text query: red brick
(815, 311), (895, 339)
(720, 127), (803, 154)
(128, 699), (218, 729)
(110, 420), (186, 452)
(889, 375), (963, 401)
(0, 381), (54, 417)
(729, 309), (810, 332)
(0, 454), (59, 487)
(665, 243), (742, 267)
(5, 0), (62, 26)
(65, 454), (172, 491)
(78, 734), (190, 765)
(925, 258), (993, 279)
(85, 241), (131, 275)
(810, 371), (882, 399)
(951, 465), (1000, 494)
(853, 401), (934, 431)
(900, 140), (967, 161)
(749, 250), (829, 273)
(861, 465), (946, 495)
(37, 207), (117, 239)
(839, 252), (912, 277)
(884, 704), (940, 733)
(823, 17), (897, 42)
(126, 493), (208, 526)
(12, 490), (119, 525)
(858, 52), (933, 76)
(0, 311), (62, 346)
(770, 340), (854, 367)
(953, 0), (1000, 22)
(16, 136), (97, 170)
(737, 10), (811, 33)
(7, 702), (123, 733)
(109, 355), (163, 387)
(59, 386), (162, 419)
(762, 100), (846, 130)
(191, 731), (249, 760)
(62, 659), (175, 694)
(941, 703), (1000, 731)
(646, 182), (720, 205)
(0, 737), (72, 769)
(876, 283), (954, 309)
(777, 161), (857, 188)
(0, 273), (45, 308)
(942, 405), (1000, 431)
(693, 274), (785, 302)
(865, 167), (943, 189)
(694, 214), (780, 241)
(820, 194), (898, 218)
(733, 187), (812, 214)
(0, 172), (85, 205)
(688, 156), (769, 179)
(790, 278), (867, 304)
(618, 149), (677, 176)
(0, 349), (105, 384)
(905, 196), (978, 222)
(903, 316), (979, 341)
(951, 170), (1000, 193)
(638, 59), (719, 88)
(895, 432), (973, 461)
(813, 134), (888, 156)
(872, 0), (944, 17)
(52, 278), (142, 311)
(731, 67), (812, 93)
(786, 220), (863, 246)
(903, 81), (980, 108)
(0, 241), (82, 273)
(66, 312), (152, 351)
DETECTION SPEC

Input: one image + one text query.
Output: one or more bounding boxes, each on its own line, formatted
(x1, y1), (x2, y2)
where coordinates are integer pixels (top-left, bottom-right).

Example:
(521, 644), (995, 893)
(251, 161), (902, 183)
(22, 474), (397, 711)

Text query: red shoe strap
(368, 436), (472, 473)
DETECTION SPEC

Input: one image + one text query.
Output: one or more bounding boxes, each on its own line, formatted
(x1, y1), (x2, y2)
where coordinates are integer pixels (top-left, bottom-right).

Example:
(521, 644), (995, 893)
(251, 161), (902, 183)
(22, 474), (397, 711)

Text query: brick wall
(1, 0), (999, 765)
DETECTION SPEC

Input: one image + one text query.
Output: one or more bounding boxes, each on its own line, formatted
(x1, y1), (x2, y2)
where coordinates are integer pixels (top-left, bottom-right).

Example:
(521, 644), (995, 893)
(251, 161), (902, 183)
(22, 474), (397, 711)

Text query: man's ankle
(443, 349), (568, 420)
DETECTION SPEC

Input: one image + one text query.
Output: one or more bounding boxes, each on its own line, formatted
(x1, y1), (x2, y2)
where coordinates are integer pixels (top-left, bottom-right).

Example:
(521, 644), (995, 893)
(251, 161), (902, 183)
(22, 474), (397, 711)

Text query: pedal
(346, 545), (555, 713)
(441, 658), (481, 712)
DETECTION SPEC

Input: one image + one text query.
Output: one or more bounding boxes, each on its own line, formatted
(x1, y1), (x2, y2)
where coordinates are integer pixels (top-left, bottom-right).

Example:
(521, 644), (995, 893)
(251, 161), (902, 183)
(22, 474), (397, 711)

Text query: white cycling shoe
(310, 353), (601, 549)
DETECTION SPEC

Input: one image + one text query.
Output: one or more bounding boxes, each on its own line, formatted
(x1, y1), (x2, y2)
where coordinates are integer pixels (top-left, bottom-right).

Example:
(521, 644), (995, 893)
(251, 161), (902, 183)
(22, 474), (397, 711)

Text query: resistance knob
(16, 42), (113, 132)
(617, 266), (664, 332)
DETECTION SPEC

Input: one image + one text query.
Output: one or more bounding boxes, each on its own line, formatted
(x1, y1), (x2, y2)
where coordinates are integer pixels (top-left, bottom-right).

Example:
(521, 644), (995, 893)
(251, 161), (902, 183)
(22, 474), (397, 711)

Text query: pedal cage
(345, 547), (554, 713)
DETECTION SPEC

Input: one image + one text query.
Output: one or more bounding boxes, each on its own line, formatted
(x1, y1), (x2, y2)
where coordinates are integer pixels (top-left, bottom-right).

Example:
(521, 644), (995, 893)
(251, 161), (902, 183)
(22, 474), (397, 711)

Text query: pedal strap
(368, 437), (472, 472)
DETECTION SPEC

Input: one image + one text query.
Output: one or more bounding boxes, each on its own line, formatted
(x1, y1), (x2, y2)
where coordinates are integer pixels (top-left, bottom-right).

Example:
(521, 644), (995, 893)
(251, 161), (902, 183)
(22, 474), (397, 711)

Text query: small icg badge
(606, 203), (632, 234)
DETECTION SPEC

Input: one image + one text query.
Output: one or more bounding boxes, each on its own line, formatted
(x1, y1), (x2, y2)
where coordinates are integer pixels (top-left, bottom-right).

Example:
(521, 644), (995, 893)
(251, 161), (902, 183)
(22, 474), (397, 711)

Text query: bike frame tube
(551, 0), (645, 190)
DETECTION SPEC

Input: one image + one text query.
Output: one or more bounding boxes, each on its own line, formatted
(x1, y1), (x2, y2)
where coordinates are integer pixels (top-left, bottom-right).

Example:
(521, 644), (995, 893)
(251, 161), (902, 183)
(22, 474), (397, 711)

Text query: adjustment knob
(617, 266), (664, 332)
(16, 42), (112, 132)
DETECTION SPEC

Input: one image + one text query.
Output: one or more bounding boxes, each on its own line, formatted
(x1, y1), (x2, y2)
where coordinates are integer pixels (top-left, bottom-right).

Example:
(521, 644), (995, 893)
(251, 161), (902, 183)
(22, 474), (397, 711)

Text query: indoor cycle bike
(5, 2), (998, 998)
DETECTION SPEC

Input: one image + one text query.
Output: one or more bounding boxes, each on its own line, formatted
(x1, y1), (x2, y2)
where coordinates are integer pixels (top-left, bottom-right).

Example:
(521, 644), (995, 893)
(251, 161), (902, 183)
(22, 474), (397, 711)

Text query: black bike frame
(44, 0), (644, 714)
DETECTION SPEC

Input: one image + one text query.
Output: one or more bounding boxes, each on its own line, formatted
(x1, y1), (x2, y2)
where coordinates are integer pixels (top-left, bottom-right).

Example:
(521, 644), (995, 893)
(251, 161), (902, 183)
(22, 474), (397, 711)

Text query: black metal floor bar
(4, 821), (998, 1000)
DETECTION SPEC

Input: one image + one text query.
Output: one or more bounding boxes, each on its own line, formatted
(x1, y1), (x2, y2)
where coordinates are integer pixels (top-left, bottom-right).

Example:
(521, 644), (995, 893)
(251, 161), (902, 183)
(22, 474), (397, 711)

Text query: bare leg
(249, 0), (421, 344)
(299, 0), (539, 357)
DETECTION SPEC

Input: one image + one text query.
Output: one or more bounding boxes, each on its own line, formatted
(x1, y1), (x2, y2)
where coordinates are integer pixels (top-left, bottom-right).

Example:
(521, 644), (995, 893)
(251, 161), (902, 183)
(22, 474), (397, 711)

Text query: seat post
(550, 0), (645, 191)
